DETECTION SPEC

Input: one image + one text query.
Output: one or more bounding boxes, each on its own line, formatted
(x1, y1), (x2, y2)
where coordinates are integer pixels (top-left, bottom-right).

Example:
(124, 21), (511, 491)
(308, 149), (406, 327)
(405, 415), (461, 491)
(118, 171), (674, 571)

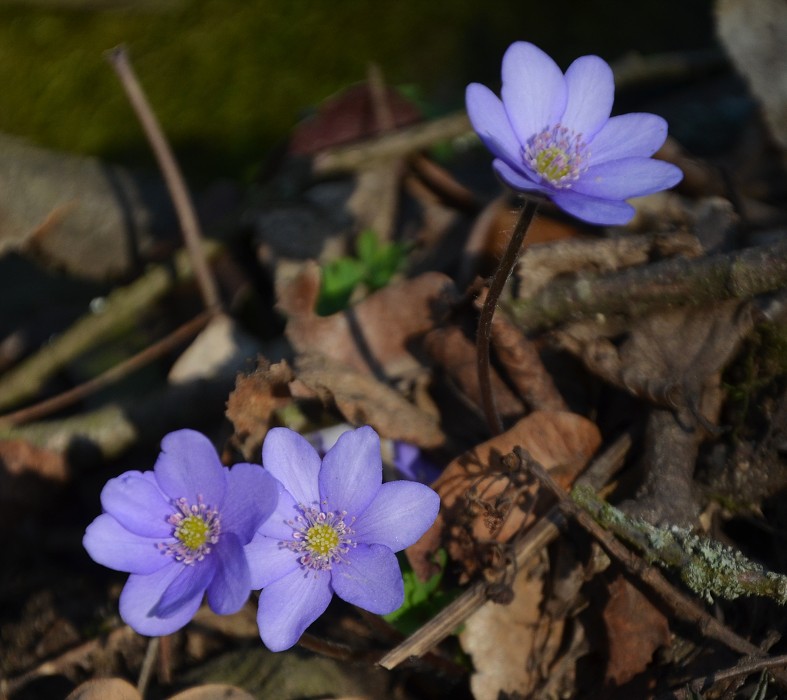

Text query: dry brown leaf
(65, 678), (142, 700)
(603, 574), (671, 687)
(225, 359), (295, 460)
(407, 411), (601, 580)
(279, 263), (459, 380)
(460, 563), (560, 700)
(0, 439), (69, 526)
(296, 353), (445, 449)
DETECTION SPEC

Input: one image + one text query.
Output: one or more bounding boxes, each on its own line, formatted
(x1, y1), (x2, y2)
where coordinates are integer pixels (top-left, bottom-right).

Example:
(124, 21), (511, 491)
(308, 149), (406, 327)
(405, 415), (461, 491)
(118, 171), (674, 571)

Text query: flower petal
(319, 426), (381, 515)
(153, 558), (215, 618)
(256, 481), (301, 540)
(99, 471), (173, 538)
(560, 55), (614, 138)
(206, 532), (251, 615)
(588, 113), (669, 164)
(245, 534), (300, 589)
(331, 544), (404, 614)
(220, 463), (278, 543)
(262, 428), (321, 506)
(353, 481), (439, 551)
(550, 190), (635, 225)
(493, 159), (551, 194)
(153, 430), (226, 506)
(466, 83), (523, 165)
(501, 41), (567, 143)
(83, 513), (171, 574)
(119, 564), (203, 636)
(257, 569), (333, 652)
(574, 157), (683, 199)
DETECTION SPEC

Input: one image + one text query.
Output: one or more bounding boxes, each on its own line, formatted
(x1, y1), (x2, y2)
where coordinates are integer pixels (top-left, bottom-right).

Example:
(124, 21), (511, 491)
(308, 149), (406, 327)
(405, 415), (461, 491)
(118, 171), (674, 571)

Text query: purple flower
(393, 441), (441, 484)
(245, 426), (440, 651)
(466, 41), (683, 225)
(83, 430), (278, 636)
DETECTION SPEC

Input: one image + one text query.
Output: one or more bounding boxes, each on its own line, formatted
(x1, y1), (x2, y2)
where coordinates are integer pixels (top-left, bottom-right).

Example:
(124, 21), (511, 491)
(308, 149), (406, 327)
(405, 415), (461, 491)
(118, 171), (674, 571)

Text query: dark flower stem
(477, 197), (539, 435)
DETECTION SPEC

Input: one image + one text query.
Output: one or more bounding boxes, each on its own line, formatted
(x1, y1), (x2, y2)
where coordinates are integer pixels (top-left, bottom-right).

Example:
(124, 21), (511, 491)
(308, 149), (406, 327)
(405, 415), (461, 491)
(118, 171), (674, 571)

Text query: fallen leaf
(225, 360), (295, 461)
(603, 574), (671, 687)
(65, 678), (142, 700)
(279, 263), (459, 380)
(407, 411), (601, 580)
(296, 353), (445, 448)
(460, 563), (560, 700)
(167, 685), (256, 700)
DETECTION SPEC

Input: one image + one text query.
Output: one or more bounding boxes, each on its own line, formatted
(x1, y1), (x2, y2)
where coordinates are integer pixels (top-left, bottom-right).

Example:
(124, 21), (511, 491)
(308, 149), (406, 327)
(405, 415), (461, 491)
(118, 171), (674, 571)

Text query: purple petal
(574, 157), (683, 199)
(331, 544), (404, 615)
(119, 564), (203, 636)
(257, 569), (333, 651)
(466, 83), (523, 165)
(153, 558), (215, 618)
(206, 532), (251, 615)
(550, 190), (635, 225)
(353, 481), (440, 552)
(153, 430), (226, 506)
(245, 534), (300, 589)
(255, 481), (301, 540)
(393, 442), (441, 483)
(220, 463), (278, 543)
(588, 113), (669, 164)
(83, 513), (171, 574)
(319, 426), (381, 516)
(262, 428), (321, 506)
(560, 55), (614, 139)
(492, 160), (551, 194)
(100, 471), (173, 538)
(501, 42), (566, 143)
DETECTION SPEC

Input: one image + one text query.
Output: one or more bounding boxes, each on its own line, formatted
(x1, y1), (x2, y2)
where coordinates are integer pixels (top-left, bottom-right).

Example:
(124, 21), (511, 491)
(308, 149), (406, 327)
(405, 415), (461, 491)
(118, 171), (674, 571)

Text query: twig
(0, 310), (213, 426)
(106, 45), (221, 312)
(377, 431), (631, 669)
(504, 236), (787, 334)
(136, 635), (159, 696)
(477, 198), (539, 435)
(525, 452), (787, 685)
(663, 654), (787, 699)
(0, 241), (221, 413)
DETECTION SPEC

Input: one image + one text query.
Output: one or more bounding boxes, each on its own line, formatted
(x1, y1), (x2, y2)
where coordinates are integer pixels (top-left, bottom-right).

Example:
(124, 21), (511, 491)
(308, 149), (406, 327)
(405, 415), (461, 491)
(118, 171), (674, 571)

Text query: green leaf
(316, 257), (365, 316)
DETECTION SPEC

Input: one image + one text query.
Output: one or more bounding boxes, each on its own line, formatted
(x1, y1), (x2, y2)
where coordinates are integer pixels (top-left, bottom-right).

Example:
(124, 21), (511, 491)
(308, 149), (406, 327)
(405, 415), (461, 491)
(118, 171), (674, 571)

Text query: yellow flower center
(306, 523), (341, 556)
(176, 514), (211, 551)
(523, 123), (589, 188)
(534, 146), (573, 182)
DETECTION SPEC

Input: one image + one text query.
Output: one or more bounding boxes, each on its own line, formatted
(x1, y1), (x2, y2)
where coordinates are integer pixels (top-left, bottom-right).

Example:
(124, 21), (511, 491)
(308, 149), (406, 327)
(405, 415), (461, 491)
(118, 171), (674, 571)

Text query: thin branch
(136, 636), (159, 696)
(377, 431), (631, 669)
(504, 236), (787, 334)
(663, 654), (787, 699)
(477, 198), (539, 435)
(106, 45), (221, 312)
(0, 310), (213, 426)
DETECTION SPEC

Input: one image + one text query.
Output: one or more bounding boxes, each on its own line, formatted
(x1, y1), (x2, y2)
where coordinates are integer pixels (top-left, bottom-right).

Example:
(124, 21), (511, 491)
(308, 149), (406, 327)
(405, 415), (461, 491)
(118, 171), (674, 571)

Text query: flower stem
(476, 198), (539, 435)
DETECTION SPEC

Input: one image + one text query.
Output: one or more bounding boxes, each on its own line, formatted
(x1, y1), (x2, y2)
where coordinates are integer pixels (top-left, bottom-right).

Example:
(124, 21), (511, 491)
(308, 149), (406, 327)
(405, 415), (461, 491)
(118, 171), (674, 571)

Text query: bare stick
(476, 198), (538, 434)
(137, 635), (159, 696)
(377, 431), (631, 669)
(0, 310), (213, 426)
(664, 653), (787, 699)
(106, 45), (221, 312)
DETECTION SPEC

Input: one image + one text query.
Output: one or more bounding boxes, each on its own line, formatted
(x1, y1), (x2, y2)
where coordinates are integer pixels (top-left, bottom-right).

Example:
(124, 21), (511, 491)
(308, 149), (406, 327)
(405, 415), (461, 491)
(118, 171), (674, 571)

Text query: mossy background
(0, 0), (715, 181)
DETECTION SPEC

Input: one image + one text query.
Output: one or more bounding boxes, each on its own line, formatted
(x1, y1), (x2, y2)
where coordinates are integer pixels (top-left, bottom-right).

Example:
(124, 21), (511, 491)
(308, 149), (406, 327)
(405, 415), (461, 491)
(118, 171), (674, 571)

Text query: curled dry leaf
(602, 574), (670, 687)
(65, 678), (142, 700)
(296, 353), (445, 448)
(278, 263), (459, 380)
(460, 563), (561, 700)
(225, 359), (296, 461)
(407, 410), (601, 581)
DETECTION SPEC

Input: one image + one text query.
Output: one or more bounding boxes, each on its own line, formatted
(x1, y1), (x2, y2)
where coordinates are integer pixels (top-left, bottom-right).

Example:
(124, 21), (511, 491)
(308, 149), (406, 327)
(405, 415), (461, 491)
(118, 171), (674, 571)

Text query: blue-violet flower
(466, 41), (683, 225)
(245, 426), (440, 651)
(83, 429), (278, 636)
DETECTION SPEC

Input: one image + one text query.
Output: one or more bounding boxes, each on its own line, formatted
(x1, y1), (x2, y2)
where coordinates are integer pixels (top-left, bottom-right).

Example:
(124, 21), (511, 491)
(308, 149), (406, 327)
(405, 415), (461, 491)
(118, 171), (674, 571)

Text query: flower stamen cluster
(523, 123), (588, 187)
(284, 503), (356, 571)
(159, 496), (221, 565)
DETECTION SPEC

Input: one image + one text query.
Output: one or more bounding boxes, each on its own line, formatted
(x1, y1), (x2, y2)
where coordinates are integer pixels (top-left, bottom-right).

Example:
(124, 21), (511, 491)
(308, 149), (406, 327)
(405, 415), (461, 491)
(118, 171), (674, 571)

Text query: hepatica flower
(466, 41), (683, 225)
(83, 430), (278, 636)
(245, 426), (440, 651)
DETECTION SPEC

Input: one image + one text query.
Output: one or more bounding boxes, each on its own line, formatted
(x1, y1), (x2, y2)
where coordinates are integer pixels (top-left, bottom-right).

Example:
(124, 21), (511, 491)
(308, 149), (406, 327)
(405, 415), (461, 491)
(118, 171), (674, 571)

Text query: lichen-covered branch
(504, 237), (787, 333)
(572, 484), (787, 605)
